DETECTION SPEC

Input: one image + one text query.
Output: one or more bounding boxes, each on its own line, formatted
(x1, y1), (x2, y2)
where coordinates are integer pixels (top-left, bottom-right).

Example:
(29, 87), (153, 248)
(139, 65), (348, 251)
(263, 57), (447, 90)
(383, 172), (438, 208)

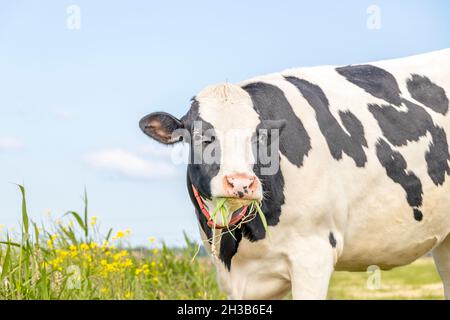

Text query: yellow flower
(90, 216), (97, 226)
(113, 250), (128, 261)
(112, 231), (126, 240)
(56, 249), (69, 259)
(69, 246), (78, 258)
(148, 236), (156, 244)
(112, 229), (131, 240)
(152, 249), (159, 254)
(101, 241), (109, 250)
(90, 242), (98, 250)
(123, 259), (133, 268)
(47, 234), (58, 249)
(124, 291), (132, 299)
(80, 243), (89, 251)
(49, 256), (64, 270)
(100, 287), (108, 294)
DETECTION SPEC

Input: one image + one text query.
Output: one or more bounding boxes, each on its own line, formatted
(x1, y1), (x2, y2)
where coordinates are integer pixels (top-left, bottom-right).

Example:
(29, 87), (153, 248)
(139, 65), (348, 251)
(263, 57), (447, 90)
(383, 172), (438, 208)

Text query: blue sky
(1, 0), (449, 245)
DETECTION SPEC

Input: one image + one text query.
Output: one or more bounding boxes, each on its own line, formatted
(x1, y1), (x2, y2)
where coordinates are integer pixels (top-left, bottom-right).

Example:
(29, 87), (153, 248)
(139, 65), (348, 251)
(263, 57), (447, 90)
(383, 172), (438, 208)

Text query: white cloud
(137, 142), (190, 165)
(0, 136), (24, 150)
(85, 148), (178, 180)
(136, 143), (174, 158)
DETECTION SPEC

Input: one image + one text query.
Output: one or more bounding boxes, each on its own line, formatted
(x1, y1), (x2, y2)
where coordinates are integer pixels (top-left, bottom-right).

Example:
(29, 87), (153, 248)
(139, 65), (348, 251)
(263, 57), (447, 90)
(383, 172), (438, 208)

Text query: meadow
(0, 186), (444, 300)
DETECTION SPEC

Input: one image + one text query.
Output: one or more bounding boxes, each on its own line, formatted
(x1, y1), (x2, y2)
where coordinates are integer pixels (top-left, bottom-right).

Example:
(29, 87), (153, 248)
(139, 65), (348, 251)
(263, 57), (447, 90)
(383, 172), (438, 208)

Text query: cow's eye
(193, 132), (214, 144)
(203, 136), (215, 144)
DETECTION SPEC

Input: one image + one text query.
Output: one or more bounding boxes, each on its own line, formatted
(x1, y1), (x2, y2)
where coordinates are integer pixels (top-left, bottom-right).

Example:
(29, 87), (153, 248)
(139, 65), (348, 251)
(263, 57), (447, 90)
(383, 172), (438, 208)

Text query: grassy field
(329, 258), (443, 299)
(0, 186), (444, 300)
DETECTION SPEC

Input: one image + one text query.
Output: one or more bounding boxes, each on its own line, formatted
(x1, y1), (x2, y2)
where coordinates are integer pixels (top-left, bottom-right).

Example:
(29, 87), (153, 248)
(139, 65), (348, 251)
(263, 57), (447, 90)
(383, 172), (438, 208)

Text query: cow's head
(139, 83), (285, 226)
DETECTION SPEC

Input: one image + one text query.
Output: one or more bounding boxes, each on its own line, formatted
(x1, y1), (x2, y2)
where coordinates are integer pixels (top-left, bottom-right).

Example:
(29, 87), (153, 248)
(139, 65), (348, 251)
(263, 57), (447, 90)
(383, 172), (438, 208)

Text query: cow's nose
(223, 173), (258, 199)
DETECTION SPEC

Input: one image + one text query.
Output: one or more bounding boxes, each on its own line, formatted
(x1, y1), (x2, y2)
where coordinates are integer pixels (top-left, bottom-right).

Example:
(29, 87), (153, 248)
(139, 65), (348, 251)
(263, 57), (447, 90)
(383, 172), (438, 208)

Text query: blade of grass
(254, 202), (270, 239)
(33, 222), (40, 247)
(64, 211), (87, 236)
(105, 228), (113, 242)
(0, 242), (11, 281)
(0, 241), (21, 247)
(212, 198), (227, 217)
(83, 187), (89, 239)
(18, 185), (29, 235)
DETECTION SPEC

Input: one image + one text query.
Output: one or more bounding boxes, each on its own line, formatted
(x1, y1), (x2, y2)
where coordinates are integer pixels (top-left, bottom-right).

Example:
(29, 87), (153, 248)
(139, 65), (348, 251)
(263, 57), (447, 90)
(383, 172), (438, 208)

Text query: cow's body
(140, 49), (450, 299)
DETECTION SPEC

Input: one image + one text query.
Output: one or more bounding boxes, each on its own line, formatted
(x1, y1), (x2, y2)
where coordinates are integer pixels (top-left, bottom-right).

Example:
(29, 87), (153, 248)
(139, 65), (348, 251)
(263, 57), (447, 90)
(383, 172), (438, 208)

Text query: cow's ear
(139, 112), (185, 144)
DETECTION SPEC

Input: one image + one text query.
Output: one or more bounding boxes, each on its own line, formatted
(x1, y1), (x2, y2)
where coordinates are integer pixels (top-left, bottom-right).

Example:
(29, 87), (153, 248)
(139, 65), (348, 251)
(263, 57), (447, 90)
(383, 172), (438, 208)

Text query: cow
(139, 49), (450, 299)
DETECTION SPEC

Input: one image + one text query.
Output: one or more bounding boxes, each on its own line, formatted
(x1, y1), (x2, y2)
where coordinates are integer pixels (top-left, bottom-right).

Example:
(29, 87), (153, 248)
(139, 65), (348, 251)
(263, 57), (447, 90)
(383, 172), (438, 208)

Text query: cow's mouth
(192, 185), (257, 229)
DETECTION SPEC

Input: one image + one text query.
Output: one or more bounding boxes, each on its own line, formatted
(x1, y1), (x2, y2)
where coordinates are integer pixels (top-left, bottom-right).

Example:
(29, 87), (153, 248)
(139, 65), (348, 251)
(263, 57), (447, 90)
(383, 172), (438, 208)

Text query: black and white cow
(140, 49), (450, 299)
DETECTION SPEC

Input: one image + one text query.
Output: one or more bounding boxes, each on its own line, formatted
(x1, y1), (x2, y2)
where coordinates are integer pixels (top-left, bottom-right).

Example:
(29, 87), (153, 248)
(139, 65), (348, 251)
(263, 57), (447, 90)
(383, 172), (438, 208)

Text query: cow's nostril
(226, 176), (235, 188)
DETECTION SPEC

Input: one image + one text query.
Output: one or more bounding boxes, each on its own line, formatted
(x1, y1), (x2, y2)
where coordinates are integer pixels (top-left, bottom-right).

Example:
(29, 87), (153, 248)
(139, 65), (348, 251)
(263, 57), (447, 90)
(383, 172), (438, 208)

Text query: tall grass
(0, 185), (225, 300)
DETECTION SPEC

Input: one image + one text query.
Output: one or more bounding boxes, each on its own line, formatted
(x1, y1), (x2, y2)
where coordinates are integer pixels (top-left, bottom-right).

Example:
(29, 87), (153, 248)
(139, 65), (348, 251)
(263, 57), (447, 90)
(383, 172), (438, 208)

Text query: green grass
(0, 185), (224, 300)
(0, 186), (444, 300)
(328, 258), (443, 299)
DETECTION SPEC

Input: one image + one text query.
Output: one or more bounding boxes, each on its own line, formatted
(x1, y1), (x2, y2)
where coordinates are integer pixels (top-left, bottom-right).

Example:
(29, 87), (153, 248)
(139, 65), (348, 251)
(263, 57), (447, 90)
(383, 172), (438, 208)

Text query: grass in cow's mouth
(210, 198), (268, 235)
(207, 197), (270, 259)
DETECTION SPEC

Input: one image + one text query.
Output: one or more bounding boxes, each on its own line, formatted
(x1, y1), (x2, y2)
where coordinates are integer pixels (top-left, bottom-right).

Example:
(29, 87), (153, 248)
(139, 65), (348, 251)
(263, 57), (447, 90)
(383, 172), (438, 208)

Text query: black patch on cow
(219, 229), (242, 271)
(284, 76), (368, 167)
(242, 82), (311, 167)
(336, 64), (402, 106)
(407, 74), (449, 115)
(240, 161), (285, 242)
(413, 208), (423, 222)
(338, 65), (450, 187)
(329, 232), (337, 248)
(369, 99), (450, 186)
(368, 99), (431, 147)
(426, 126), (450, 185)
(339, 110), (368, 148)
(376, 138), (424, 220)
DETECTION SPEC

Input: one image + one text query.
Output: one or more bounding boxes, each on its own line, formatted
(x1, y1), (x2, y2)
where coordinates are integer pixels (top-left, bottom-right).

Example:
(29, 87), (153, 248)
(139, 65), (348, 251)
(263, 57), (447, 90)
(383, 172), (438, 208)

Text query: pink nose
(223, 173), (258, 198)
